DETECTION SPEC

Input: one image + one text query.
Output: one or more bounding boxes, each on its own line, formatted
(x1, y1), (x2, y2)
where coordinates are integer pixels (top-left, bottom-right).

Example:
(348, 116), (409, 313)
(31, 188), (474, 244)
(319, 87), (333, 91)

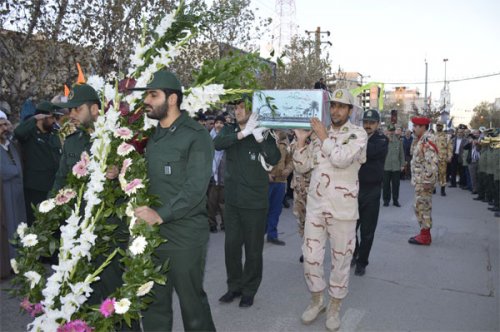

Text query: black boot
(441, 186), (446, 196)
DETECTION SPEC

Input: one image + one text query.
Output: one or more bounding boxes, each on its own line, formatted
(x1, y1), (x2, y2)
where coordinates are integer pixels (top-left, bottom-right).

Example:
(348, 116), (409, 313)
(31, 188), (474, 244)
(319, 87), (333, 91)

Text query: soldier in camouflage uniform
(290, 138), (312, 262)
(434, 120), (452, 196)
(408, 117), (438, 245)
(294, 89), (367, 332)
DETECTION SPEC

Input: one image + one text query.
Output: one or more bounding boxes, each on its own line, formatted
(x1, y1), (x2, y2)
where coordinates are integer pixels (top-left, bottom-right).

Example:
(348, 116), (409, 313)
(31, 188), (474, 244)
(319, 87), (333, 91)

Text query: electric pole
(424, 59), (428, 115)
(305, 27), (331, 61)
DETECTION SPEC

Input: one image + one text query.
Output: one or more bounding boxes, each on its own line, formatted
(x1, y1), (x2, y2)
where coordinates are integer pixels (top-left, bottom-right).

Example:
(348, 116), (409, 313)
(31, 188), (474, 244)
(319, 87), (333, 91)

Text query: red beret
(411, 117), (431, 125)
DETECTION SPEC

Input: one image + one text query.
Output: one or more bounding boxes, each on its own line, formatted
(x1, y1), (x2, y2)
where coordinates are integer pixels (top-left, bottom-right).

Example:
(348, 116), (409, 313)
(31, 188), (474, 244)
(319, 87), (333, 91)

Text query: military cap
(387, 123), (396, 131)
(411, 117), (431, 125)
(35, 100), (63, 115)
(228, 93), (252, 106)
(329, 89), (355, 106)
(54, 83), (100, 108)
(129, 69), (182, 92)
(362, 109), (380, 122)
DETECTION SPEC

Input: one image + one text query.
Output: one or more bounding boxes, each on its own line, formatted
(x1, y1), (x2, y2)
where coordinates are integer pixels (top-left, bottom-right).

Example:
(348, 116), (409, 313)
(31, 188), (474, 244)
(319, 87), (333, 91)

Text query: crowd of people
(1, 69), (499, 331)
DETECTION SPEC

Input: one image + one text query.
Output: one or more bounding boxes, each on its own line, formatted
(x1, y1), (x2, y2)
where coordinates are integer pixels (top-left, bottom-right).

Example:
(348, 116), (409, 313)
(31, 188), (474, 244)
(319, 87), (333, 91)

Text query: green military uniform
(490, 137), (500, 211)
(383, 127), (404, 205)
(132, 70), (216, 332)
(476, 139), (488, 200)
(14, 101), (62, 225)
(54, 83), (125, 306)
(214, 120), (280, 299)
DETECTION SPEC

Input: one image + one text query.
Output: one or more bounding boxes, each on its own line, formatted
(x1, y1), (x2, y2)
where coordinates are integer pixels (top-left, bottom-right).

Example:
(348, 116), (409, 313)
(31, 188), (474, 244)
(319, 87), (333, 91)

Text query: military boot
(301, 292), (325, 324)
(325, 297), (342, 331)
(441, 186), (446, 196)
(408, 228), (431, 245)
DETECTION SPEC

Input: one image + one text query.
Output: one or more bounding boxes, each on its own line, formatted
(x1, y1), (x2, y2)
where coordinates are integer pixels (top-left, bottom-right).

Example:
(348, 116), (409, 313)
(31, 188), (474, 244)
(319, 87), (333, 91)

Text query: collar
(0, 139), (11, 151)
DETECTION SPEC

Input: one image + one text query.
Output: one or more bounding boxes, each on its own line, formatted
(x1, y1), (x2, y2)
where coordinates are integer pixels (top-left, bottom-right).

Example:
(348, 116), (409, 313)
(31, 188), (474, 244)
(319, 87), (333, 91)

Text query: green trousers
(141, 246), (215, 332)
(224, 203), (267, 297)
(477, 172), (486, 199)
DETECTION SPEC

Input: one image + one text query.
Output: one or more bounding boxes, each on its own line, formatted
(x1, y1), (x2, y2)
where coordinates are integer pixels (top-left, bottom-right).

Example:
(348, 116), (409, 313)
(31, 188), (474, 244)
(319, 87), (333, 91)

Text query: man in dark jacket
(214, 98), (280, 308)
(352, 109), (388, 276)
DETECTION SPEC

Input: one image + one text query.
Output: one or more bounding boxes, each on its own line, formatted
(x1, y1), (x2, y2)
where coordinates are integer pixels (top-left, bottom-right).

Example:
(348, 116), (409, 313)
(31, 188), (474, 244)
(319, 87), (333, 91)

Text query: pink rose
(124, 178), (145, 195)
(99, 298), (115, 318)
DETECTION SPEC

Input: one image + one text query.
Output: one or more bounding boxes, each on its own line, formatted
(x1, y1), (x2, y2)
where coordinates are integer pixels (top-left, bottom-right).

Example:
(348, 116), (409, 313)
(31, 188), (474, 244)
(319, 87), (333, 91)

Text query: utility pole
(424, 59), (428, 115)
(443, 58), (448, 90)
(305, 27), (332, 61)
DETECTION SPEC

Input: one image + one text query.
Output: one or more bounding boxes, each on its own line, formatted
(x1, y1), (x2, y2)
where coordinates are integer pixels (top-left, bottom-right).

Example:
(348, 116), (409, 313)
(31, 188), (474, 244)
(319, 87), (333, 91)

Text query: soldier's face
(235, 103), (250, 125)
(363, 120), (379, 135)
(329, 102), (352, 127)
(436, 124), (443, 132)
(414, 124), (426, 137)
(42, 116), (55, 132)
(70, 104), (94, 127)
(144, 90), (168, 120)
(457, 129), (464, 137)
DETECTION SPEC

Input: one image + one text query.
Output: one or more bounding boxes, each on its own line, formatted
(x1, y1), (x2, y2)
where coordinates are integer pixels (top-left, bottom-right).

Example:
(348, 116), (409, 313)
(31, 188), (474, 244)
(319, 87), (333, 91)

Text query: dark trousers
(142, 246), (215, 332)
(494, 180), (500, 208)
(450, 155), (466, 187)
(24, 188), (48, 226)
(266, 182), (286, 240)
(383, 170), (400, 204)
(486, 174), (495, 202)
(207, 184), (224, 228)
(477, 172), (486, 199)
(354, 184), (382, 267)
(224, 203), (267, 297)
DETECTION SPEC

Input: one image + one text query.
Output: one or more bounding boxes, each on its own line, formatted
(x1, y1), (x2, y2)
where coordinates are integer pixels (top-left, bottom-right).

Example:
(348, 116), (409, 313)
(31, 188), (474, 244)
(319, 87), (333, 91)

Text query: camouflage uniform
(411, 133), (438, 229)
(290, 140), (312, 238)
(293, 121), (367, 299)
(434, 131), (452, 187)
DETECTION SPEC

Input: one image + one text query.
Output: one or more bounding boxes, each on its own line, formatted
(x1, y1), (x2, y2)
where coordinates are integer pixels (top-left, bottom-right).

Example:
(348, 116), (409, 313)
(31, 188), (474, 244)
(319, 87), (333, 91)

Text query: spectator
(1, 111), (26, 278)
(450, 124), (467, 188)
(314, 78), (327, 90)
(383, 124), (405, 207)
(402, 129), (413, 180)
(208, 116), (226, 233)
(266, 130), (293, 245)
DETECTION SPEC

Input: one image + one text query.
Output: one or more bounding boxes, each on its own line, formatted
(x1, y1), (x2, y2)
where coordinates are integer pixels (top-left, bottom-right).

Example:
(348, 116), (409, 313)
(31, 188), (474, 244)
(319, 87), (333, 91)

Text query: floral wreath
(9, 3), (250, 331)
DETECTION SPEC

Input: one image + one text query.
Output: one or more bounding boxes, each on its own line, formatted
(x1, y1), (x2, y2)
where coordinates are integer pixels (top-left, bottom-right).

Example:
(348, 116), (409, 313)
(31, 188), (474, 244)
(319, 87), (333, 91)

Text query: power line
(378, 72), (500, 85)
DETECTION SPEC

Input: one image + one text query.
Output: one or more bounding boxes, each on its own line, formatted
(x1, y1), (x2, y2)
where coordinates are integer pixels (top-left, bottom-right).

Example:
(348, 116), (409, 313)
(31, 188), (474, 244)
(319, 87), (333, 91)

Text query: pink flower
(57, 320), (93, 332)
(117, 142), (135, 157)
(99, 298), (115, 318)
(20, 298), (32, 311)
(55, 189), (77, 206)
(114, 127), (133, 140)
(124, 178), (145, 195)
(30, 303), (44, 317)
(80, 151), (90, 166)
(120, 158), (133, 176)
(72, 160), (89, 178)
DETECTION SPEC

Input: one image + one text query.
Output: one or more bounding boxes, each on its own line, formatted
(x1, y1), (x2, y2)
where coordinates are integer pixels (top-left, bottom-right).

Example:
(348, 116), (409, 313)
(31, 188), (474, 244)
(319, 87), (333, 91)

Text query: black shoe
(488, 201), (495, 206)
(220, 225), (225, 231)
(299, 255), (304, 263)
(488, 207), (500, 212)
(209, 226), (217, 233)
(383, 202), (389, 207)
(267, 238), (286, 246)
(441, 187), (446, 196)
(283, 199), (290, 209)
(449, 184), (457, 188)
(473, 197), (484, 201)
(219, 291), (242, 303)
(350, 258), (357, 268)
(495, 212), (500, 218)
(393, 202), (401, 207)
(239, 295), (254, 308)
(433, 188), (436, 194)
(354, 264), (365, 276)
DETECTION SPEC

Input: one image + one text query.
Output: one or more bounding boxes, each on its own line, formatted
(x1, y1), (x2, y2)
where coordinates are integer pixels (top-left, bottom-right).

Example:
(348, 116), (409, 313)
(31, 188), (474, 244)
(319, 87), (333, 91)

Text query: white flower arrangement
(136, 281), (154, 297)
(129, 236), (147, 255)
(16, 222), (28, 238)
(21, 234), (38, 247)
(114, 298), (131, 314)
(24, 271), (42, 289)
(38, 199), (56, 213)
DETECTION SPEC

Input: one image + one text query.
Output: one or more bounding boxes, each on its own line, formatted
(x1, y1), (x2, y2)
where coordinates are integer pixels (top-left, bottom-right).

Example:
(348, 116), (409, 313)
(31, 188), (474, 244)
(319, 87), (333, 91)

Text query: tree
(274, 35), (332, 89)
(469, 101), (500, 128)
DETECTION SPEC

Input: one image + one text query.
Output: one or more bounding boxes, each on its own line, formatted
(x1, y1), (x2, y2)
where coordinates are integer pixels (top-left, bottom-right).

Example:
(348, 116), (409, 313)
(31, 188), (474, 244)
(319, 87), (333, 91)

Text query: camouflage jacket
(434, 131), (452, 161)
(293, 121), (367, 221)
(411, 133), (439, 186)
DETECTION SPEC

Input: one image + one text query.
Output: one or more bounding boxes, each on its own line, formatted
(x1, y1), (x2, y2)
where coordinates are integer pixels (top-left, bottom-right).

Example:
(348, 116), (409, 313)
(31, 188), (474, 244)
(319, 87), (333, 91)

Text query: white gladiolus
(136, 281), (154, 297)
(114, 298), (131, 314)
(24, 271), (42, 289)
(87, 75), (105, 92)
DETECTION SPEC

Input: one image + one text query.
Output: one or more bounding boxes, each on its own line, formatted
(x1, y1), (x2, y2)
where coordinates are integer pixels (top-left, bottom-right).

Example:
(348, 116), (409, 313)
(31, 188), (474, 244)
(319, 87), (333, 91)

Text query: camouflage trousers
(293, 186), (308, 238)
(438, 159), (448, 187)
(302, 215), (356, 299)
(414, 184), (433, 229)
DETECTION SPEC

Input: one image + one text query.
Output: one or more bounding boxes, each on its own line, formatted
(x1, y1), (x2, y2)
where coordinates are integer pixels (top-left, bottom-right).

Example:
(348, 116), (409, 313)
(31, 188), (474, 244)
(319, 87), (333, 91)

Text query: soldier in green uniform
(131, 69), (216, 331)
(488, 135), (500, 213)
(214, 98), (280, 308)
(53, 84), (102, 192)
(14, 101), (62, 225)
(474, 137), (489, 202)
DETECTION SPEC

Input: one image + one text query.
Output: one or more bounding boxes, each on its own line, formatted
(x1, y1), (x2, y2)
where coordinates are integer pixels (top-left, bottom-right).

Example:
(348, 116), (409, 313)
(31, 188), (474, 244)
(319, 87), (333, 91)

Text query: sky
(251, 0), (500, 123)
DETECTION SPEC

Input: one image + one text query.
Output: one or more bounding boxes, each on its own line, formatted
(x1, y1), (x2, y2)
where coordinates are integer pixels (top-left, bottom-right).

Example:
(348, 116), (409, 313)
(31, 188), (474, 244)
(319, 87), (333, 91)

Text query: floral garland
(9, 4), (251, 331)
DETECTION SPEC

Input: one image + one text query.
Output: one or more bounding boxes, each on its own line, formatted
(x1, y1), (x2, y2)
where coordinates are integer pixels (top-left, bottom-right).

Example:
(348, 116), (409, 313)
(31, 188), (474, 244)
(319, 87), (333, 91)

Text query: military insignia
(342, 127), (349, 132)
(367, 111), (372, 117)
(68, 90), (74, 100)
(335, 90), (343, 98)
